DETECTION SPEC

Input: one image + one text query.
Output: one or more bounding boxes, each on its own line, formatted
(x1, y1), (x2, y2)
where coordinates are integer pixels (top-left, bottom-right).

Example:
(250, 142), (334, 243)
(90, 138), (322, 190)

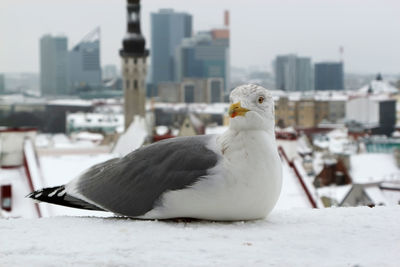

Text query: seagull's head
(228, 84), (275, 132)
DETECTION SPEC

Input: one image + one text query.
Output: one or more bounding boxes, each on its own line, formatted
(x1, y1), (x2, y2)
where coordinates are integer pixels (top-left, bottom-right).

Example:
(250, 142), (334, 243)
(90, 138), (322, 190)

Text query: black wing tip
(27, 185), (105, 211)
(26, 186), (64, 200)
(26, 191), (35, 198)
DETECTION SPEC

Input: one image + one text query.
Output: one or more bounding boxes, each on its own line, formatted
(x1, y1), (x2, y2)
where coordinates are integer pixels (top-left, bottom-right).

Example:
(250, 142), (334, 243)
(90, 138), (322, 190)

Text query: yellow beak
(228, 102), (250, 118)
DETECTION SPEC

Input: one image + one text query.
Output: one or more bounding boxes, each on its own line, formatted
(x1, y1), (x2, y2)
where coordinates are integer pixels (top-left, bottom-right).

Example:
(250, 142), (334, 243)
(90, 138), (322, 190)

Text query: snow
(275, 161), (311, 209)
(317, 184), (352, 205)
(0, 168), (37, 218)
(155, 125), (169, 135)
(293, 158), (324, 208)
(358, 80), (398, 95)
(1, 206), (399, 266)
(205, 125), (228, 135)
(67, 112), (123, 133)
(112, 115), (149, 157)
(313, 128), (356, 154)
(350, 153), (400, 184)
(364, 186), (388, 206)
(47, 99), (92, 106)
(73, 131), (104, 142)
(39, 153), (116, 217)
(152, 102), (229, 115)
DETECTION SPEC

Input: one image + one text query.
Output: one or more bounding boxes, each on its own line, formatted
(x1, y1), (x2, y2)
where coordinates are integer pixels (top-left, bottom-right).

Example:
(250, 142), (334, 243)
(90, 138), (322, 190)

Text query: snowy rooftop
(350, 153), (400, 184)
(47, 99), (93, 106)
(152, 102), (229, 114)
(358, 80), (398, 95)
(67, 112), (123, 129)
(272, 90), (350, 102)
(1, 206), (399, 266)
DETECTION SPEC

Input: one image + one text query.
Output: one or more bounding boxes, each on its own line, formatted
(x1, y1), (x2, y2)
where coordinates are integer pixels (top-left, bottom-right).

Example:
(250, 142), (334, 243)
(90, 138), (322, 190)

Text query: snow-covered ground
(1, 206), (399, 266)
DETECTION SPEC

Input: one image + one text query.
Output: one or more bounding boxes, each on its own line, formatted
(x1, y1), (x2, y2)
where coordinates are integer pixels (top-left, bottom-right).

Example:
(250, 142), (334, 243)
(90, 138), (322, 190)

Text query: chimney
(224, 10), (229, 27)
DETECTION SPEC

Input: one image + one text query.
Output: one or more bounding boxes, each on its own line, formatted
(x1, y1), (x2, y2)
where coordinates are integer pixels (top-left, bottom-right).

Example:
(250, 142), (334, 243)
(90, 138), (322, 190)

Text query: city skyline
(1, 0), (399, 74)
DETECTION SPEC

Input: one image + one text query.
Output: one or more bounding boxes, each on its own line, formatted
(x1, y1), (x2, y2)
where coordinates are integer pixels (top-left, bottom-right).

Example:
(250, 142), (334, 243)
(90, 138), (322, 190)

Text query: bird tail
(27, 185), (105, 211)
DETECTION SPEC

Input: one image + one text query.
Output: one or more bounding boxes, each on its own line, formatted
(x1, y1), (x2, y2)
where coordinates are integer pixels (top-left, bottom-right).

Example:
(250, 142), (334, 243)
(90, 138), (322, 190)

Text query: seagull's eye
(258, 96), (265, 104)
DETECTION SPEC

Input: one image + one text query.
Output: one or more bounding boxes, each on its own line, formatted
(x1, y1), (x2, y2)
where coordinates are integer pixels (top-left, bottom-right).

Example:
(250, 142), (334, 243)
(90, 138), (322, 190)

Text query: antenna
(339, 46), (344, 63)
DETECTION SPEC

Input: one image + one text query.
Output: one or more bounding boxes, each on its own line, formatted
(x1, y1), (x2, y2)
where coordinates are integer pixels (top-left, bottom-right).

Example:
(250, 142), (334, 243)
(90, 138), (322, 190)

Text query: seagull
(28, 84), (282, 221)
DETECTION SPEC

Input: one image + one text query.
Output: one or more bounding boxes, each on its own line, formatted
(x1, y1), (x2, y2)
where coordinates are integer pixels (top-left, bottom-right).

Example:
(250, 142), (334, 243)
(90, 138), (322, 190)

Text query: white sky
(0, 0), (399, 74)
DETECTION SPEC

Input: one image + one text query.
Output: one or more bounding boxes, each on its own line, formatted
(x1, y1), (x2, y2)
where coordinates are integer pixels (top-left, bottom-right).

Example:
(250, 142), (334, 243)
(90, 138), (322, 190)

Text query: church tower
(120, 0), (149, 130)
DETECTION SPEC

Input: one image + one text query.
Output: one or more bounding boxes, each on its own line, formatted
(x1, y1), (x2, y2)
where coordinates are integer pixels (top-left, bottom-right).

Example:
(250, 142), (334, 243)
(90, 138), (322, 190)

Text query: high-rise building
(314, 62), (344, 90)
(151, 9), (192, 87)
(274, 54), (313, 91)
(40, 35), (68, 96)
(69, 28), (101, 93)
(175, 31), (229, 92)
(102, 64), (119, 80)
(0, 74), (5, 94)
(120, 0), (149, 130)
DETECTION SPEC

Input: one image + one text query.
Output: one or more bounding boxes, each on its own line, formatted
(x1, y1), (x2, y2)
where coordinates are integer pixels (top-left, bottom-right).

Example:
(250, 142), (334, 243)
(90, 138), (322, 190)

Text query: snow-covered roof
(47, 99), (92, 106)
(152, 102), (229, 115)
(364, 186), (388, 206)
(350, 153), (400, 184)
(205, 125), (228, 135)
(67, 112), (123, 131)
(313, 128), (357, 154)
(73, 132), (104, 142)
(317, 184), (352, 205)
(0, 167), (38, 218)
(297, 135), (312, 155)
(155, 125), (169, 136)
(358, 80), (398, 95)
(274, 160), (313, 210)
(112, 115), (149, 157)
(36, 134), (100, 150)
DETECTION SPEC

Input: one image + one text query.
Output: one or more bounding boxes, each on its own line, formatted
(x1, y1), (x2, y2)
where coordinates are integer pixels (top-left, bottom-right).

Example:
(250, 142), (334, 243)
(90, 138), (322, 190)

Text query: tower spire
(120, 0), (149, 57)
(120, 0), (149, 130)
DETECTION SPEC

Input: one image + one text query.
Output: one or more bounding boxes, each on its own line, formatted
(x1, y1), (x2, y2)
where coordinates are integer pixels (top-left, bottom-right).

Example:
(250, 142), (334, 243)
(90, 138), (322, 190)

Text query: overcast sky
(0, 0), (399, 74)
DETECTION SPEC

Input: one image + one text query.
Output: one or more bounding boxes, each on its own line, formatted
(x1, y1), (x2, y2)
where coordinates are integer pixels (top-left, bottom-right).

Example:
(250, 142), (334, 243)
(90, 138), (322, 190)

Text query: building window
(134, 58), (137, 64)
(126, 79), (130, 89)
(184, 85), (195, 103)
(210, 80), (221, 103)
(134, 79), (138, 90)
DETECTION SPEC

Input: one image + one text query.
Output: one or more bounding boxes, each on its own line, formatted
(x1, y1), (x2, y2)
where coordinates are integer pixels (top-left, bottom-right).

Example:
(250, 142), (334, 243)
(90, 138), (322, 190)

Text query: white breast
(139, 130), (282, 221)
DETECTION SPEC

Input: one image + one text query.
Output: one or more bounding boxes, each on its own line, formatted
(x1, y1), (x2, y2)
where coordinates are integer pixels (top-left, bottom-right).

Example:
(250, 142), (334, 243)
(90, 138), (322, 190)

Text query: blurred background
(0, 0), (399, 218)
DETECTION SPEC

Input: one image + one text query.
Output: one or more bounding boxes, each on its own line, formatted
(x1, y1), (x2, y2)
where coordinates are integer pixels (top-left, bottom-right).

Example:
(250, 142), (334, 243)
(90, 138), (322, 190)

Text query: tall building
(40, 35), (68, 96)
(120, 0), (149, 130)
(314, 62), (344, 90)
(274, 54), (312, 91)
(0, 74), (5, 94)
(102, 64), (119, 80)
(175, 31), (230, 92)
(69, 28), (101, 93)
(151, 9), (192, 87)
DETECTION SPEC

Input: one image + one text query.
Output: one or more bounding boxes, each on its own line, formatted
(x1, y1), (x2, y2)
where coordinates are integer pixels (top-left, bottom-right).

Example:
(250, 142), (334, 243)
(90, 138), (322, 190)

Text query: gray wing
(74, 135), (220, 217)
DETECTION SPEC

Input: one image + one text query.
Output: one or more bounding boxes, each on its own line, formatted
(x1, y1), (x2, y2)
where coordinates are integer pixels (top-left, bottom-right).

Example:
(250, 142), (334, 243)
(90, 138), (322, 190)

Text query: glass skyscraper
(175, 31), (229, 92)
(314, 62), (344, 90)
(40, 35), (68, 96)
(69, 28), (101, 93)
(151, 9), (192, 87)
(274, 54), (313, 92)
